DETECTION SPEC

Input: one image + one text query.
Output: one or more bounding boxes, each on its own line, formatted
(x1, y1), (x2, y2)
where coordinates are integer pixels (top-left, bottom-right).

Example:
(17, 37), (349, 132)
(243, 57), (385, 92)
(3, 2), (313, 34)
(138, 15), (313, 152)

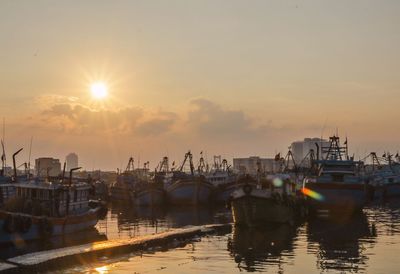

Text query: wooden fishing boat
(230, 174), (304, 226)
(131, 182), (165, 206)
(0, 173), (104, 244)
(166, 151), (214, 206)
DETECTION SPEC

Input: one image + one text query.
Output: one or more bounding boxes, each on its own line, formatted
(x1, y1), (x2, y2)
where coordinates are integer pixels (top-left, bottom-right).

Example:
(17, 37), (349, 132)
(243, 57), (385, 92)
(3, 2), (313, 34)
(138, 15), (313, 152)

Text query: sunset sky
(1, 1), (399, 170)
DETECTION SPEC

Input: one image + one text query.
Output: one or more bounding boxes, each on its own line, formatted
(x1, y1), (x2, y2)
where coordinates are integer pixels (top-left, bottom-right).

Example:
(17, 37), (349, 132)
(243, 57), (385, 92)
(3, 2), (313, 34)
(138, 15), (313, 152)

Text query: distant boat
(109, 157), (138, 203)
(230, 174), (304, 226)
(131, 173), (165, 206)
(303, 136), (369, 216)
(166, 151), (214, 205)
(205, 156), (237, 204)
(365, 152), (400, 201)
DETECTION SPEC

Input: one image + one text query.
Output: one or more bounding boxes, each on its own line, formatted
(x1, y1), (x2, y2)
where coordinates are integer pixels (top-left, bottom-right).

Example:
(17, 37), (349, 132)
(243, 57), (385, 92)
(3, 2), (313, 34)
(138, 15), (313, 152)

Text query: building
(35, 157), (61, 177)
(290, 138), (330, 167)
(233, 156), (281, 175)
(66, 153), (79, 171)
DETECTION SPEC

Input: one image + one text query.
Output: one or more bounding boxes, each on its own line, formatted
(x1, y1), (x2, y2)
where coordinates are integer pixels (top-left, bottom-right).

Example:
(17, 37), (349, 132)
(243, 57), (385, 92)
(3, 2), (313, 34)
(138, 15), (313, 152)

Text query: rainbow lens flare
(302, 187), (324, 201)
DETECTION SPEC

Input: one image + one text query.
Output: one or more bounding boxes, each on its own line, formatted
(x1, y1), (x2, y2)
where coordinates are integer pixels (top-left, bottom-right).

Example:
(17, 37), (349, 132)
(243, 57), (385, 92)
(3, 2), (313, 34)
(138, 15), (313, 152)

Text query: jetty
(1, 223), (231, 273)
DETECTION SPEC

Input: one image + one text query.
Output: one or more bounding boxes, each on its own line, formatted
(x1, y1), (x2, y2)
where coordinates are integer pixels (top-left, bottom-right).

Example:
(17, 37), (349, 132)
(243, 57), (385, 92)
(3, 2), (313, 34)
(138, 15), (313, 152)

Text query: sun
(90, 82), (108, 99)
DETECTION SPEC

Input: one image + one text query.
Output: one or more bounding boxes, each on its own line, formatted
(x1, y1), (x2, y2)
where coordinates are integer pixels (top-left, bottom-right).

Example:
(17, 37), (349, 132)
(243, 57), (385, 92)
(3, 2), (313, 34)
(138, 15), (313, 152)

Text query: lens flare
(302, 187), (324, 201)
(272, 178), (283, 187)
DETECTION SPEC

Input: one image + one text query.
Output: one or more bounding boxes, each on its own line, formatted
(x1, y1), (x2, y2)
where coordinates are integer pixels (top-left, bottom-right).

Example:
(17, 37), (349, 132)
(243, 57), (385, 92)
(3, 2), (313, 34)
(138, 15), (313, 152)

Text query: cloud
(135, 111), (177, 136)
(187, 98), (270, 139)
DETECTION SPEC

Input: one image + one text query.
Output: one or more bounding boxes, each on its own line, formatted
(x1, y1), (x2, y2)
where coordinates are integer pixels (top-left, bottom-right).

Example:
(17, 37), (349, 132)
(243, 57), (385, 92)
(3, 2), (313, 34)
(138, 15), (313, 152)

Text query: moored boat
(365, 152), (400, 201)
(206, 156), (237, 204)
(109, 157), (137, 203)
(132, 182), (165, 206)
(166, 151), (214, 205)
(0, 169), (104, 244)
(303, 136), (368, 217)
(231, 174), (304, 226)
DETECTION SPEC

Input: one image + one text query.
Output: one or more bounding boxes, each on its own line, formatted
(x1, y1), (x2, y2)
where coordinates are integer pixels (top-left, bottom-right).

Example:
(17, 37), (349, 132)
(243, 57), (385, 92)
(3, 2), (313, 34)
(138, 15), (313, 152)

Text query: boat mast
(12, 148), (23, 182)
(1, 118), (5, 175)
(27, 136), (33, 179)
(66, 167), (81, 215)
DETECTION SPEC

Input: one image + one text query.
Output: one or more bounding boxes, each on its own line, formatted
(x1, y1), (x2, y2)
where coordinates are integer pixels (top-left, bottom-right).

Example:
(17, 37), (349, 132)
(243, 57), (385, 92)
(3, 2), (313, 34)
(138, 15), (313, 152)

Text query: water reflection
(98, 203), (232, 240)
(227, 224), (298, 272)
(307, 212), (377, 272)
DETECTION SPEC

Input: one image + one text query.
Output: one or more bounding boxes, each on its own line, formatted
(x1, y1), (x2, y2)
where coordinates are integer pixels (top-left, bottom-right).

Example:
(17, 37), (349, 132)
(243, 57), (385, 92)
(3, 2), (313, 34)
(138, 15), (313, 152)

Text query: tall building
(290, 138), (330, 166)
(66, 153), (78, 171)
(35, 157), (61, 177)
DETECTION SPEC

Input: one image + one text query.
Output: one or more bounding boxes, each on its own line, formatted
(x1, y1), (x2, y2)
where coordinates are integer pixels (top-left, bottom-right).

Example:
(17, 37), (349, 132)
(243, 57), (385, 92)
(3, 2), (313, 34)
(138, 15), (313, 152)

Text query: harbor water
(3, 201), (400, 273)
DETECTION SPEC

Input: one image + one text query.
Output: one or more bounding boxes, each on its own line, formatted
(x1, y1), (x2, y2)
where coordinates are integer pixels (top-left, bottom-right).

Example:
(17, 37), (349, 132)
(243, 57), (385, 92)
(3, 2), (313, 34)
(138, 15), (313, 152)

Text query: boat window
(74, 189), (77, 202)
(332, 174), (344, 182)
(32, 189), (37, 198)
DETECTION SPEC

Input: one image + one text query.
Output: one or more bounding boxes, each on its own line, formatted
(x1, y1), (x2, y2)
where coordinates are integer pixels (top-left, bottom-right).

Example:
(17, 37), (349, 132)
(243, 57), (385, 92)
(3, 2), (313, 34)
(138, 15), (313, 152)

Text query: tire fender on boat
(39, 217), (53, 238)
(272, 192), (281, 204)
(3, 214), (17, 233)
(20, 216), (32, 233)
(243, 184), (252, 195)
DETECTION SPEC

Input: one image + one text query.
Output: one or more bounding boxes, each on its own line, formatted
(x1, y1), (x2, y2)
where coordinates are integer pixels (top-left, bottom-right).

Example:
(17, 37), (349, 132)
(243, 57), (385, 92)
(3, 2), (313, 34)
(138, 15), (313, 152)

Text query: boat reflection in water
(307, 212), (377, 272)
(105, 203), (231, 239)
(227, 224), (298, 272)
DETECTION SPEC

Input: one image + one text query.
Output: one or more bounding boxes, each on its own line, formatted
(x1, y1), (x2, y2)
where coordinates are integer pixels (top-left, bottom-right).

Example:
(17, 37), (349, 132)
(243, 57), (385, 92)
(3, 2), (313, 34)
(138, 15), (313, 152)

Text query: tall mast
(1, 118), (5, 172)
(27, 136), (33, 179)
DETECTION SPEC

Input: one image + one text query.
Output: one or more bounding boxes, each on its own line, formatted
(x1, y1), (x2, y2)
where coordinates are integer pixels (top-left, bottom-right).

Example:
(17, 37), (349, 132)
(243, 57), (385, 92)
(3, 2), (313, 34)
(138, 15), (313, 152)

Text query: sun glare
(90, 82), (108, 99)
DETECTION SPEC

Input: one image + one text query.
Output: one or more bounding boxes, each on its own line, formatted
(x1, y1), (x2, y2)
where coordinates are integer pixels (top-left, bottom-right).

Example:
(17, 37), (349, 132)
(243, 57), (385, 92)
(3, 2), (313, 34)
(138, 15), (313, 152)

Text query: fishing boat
(166, 151), (214, 205)
(0, 148), (26, 206)
(206, 156), (237, 204)
(365, 152), (400, 201)
(230, 174), (304, 226)
(303, 135), (368, 217)
(109, 157), (137, 203)
(0, 168), (104, 244)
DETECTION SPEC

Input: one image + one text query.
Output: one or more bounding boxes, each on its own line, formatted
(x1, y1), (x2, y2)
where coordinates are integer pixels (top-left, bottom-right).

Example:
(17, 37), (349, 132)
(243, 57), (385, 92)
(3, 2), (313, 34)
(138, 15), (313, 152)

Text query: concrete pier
(2, 224), (231, 273)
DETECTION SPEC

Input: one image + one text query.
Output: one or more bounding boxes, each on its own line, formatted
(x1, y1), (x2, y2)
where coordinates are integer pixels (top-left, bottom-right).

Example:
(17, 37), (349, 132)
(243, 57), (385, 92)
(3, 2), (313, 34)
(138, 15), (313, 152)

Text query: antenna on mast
(27, 136), (33, 179)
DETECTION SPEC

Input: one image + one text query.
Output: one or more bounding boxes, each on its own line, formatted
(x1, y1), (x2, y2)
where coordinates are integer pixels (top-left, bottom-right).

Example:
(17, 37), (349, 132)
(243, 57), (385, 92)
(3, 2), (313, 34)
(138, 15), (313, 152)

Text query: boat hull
(166, 180), (214, 205)
(304, 182), (366, 215)
(215, 183), (255, 204)
(132, 188), (165, 206)
(110, 186), (132, 203)
(0, 207), (101, 244)
(231, 195), (295, 226)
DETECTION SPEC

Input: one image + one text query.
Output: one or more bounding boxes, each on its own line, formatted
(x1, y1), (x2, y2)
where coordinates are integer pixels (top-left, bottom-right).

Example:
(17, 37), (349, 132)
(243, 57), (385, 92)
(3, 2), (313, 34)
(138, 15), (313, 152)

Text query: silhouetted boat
(132, 183), (165, 206)
(109, 157), (138, 203)
(365, 152), (400, 201)
(166, 151), (214, 205)
(206, 156), (237, 204)
(303, 136), (368, 216)
(231, 174), (304, 226)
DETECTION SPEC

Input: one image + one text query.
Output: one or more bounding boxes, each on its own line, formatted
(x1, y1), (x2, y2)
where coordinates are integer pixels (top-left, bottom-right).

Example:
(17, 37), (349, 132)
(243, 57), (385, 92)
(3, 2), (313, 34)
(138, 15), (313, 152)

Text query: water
(4, 201), (400, 273)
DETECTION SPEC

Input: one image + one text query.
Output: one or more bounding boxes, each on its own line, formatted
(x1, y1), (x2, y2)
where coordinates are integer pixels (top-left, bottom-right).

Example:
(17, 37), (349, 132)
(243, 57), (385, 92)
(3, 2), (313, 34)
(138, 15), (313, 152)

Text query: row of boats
(1, 135), (400, 244)
(105, 135), (400, 226)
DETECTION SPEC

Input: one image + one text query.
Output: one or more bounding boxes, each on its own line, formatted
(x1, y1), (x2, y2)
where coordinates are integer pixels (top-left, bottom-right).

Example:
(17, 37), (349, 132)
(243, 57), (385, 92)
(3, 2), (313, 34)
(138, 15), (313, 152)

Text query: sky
(1, 0), (400, 170)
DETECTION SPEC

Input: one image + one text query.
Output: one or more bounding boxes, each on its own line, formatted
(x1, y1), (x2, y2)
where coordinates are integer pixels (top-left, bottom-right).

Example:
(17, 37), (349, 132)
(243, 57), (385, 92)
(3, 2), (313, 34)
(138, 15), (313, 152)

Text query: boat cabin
(14, 181), (91, 217)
